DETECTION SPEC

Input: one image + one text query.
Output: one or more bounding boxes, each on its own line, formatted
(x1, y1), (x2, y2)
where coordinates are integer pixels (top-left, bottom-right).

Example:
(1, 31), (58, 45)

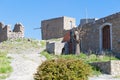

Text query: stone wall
(0, 24), (8, 42)
(54, 42), (65, 55)
(46, 42), (55, 54)
(91, 60), (120, 75)
(63, 16), (76, 30)
(79, 18), (97, 26)
(91, 61), (111, 74)
(42, 12), (120, 56)
(46, 39), (65, 55)
(79, 12), (120, 54)
(41, 16), (76, 40)
(0, 22), (24, 42)
(8, 23), (24, 39)
(79, 23), (100, 53)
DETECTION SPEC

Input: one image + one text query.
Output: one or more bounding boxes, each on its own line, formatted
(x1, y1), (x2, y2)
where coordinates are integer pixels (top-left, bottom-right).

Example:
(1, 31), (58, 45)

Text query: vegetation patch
(0, 51), (12, 79)
(34, 59), (92, 80)
(40, 51), (119, 63)
(40, 51), (119, 76)
(40, 40), (46, 48)
(0, 38), (46, 79)
(113, 75), (120, 78)
(0, 38), (45, 54)
(40, 51), (55, 60)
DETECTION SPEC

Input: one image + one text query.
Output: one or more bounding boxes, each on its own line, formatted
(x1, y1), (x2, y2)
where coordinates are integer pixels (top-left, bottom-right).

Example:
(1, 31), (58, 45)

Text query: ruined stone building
(41, 16), (76, 40)
(0, 22), (24, 42)
(41, 16), (76, 54)
(41, 12), (120, 57)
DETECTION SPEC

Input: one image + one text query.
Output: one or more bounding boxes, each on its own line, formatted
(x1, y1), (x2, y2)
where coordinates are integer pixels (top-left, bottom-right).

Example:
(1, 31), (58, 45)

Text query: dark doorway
(102, 25), (111, 50)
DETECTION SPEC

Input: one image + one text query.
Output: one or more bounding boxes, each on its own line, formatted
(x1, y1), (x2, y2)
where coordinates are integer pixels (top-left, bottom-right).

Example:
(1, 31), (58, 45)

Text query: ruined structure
(41, 16), (76, 55)
(41, 16), (76, 40)
(0, 22), (24, 42)
(42, 12), (120, 57)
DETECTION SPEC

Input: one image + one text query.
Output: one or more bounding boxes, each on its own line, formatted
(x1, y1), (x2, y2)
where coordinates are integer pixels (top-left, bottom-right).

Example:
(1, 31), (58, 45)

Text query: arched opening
(102, 25), (111, 50)
(99, 23), (112, 51)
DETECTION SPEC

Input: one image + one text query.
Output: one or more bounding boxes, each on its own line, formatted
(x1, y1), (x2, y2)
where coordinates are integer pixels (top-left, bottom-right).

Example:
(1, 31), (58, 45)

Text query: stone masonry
(91, 60), (120, 75)
(46, 41), (65, 55)
(42, 12), (120, 56)
(41, 16), (76, 40)
(0, 22), (24, 42)
(79, 12), (120, 55)
(45, 38), (65, 55)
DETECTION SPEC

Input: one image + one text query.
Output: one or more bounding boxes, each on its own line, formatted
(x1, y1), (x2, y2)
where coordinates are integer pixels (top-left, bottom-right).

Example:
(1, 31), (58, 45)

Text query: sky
(0, 0), (120, 40)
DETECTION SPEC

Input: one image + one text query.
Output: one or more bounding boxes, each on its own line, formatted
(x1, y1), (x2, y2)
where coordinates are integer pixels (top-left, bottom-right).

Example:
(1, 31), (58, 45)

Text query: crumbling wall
(8, 23), (24, 39)
(0, 22), (24, 42)
(0, 22), (4, 32)
(0, 23), (8, 42)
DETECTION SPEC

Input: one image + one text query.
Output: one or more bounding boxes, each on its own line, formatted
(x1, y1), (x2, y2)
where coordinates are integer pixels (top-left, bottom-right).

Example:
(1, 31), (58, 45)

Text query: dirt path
(5, 47), (120, 80)
(6, 49), (46, 80)
(89, 74), (120, 80)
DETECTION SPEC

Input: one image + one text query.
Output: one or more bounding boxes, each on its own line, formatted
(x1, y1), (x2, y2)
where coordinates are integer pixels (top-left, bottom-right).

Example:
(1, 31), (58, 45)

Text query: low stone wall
(54, 42), (64, 55)
(46, 42), (55, 53)
(90, 60), (120, 75)
(111, 60), (120, 75)
(46, 41), (65, 55)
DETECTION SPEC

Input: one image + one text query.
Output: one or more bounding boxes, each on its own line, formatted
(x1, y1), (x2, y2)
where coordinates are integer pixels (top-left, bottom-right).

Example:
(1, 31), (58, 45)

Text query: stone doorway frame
(99, 23), (112, 51)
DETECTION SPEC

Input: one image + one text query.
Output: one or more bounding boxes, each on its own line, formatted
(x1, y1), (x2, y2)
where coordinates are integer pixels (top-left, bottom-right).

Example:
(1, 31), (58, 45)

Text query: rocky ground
(6, 49), (120, 80)
(0, 39), (120, 80)
(6, 48), (46, 80)
(0, 39), (46, 80)
(89, 74), (120, 80)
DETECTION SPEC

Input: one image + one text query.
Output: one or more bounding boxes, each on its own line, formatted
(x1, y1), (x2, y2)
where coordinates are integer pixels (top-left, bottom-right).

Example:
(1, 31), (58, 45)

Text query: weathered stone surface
(0, 22), (4, 32)
(79, 12), (120, 55)
(46, 42), (55, 53)
(91, 61), (111, 74)
(0, 22), (24, 42)
(42, 12), (120, 57)
(13, 23), (24, 33)
(91, 60), (120, 76)
(46, 40), (65, 55)
(41, 16), (76, 40)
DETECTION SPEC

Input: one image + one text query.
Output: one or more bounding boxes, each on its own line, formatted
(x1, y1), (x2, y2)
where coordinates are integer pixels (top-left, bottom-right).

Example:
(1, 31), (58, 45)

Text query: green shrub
(40, 41), (46, 47)
(34, 59), (92, 80)
(0, 51), (12, 74)
(40, 51), (55, 60)
(41, 51), (119, 63)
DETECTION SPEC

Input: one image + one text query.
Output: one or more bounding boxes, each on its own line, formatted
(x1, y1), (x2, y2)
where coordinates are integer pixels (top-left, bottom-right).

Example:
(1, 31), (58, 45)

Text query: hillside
(0, 38), (120, 80)
(0, 38), (46, 53)
(0, 38), (46, 80)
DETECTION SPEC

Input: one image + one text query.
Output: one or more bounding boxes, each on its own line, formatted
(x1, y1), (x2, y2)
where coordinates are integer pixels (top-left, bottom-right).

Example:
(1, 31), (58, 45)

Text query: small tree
(74, 27), (86, 55)
(74, 30), (80, 55)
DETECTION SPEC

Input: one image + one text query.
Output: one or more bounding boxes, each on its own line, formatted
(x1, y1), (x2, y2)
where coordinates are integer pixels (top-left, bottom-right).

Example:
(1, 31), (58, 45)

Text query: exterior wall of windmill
(41, 16), (76, 40)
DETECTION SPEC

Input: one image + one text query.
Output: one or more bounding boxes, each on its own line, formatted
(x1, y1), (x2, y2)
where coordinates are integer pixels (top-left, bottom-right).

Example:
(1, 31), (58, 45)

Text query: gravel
(5, 48), (120, 80)
(89, 74), (120, 80)
(6, 49), (46, 80)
